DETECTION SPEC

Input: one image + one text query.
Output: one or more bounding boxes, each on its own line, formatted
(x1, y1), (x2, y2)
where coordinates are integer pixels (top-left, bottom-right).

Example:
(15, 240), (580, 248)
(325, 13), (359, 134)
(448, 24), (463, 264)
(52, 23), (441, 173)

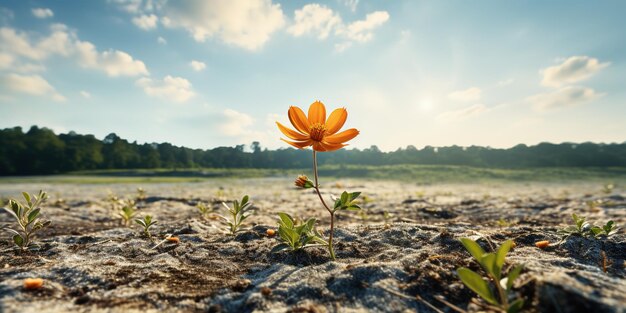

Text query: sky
(0, 0), (625, 152)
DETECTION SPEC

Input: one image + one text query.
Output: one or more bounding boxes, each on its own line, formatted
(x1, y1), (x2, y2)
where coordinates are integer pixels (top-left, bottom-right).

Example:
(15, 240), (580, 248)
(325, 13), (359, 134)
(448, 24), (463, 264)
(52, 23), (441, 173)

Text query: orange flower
(277, 101), (359, 152)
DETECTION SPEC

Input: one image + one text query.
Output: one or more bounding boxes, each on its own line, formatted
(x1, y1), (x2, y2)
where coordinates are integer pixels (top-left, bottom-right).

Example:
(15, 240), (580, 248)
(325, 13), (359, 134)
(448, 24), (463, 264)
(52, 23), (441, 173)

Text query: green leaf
(460, 238), (485, 261)
(278, 213), (294, 229)
(603, 221), (615, 234)
(590, 226), (603, 236)
(13, 234), (24, 247)
(334, 199), (342, 209)
(349, 192), (361, 201)
(345, 205), (361, 211)
(480, 253), (498, 278)
(507, 298), (525, 313)
(241, 195), (249, 206)
(340, 191), (349, 205)
(10, 200), (20, 217)
(135, 219), (145, 226)
(22, 192), (31, 205)
(495, 240), (512, 269)
(3, 206), (18, 220)
(506, 265), (523, 290)
(27, 208), (40, 224)
(457, 267), (498, 305)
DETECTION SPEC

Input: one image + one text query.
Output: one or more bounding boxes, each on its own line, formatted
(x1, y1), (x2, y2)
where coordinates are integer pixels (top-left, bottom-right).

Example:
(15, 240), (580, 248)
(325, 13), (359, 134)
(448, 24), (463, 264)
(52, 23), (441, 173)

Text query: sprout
(457, 238), (524, 312)
(3, 191), (51, 251)
(135, 215), (157, 241)
(271, 213), (327, 253)
(218, 195), (253, 235)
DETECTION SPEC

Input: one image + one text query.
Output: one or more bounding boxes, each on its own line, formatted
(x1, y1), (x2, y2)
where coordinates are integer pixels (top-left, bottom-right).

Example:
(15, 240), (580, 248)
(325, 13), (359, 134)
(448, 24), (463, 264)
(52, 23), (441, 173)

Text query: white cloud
(136, 75), (194, 103)
(161, 0), (285, 51)
(527, 86), (601, 111)
(80, 91), (91, 99)
(132, 14), (158, 30)
(0, 25), (148, 77)
(437, 104), (488, 121)
(32, 8), (54, 19)
(541, 56), (609, 87)
(190, 60), (206, 71)
(219, 109), (254, 136)
(496, 78), (514, 87)
(0, 52), (13, 68)
(339, 0), (359, 12)
(157, 36), (167, 44)
(108, 0), (143, 14)
(1, 73), (65, 101)
(75, 40), (149, 77)
(448, 87), (482, 102)
(288, 4), (341, 40)
(337, 11), (389, 43)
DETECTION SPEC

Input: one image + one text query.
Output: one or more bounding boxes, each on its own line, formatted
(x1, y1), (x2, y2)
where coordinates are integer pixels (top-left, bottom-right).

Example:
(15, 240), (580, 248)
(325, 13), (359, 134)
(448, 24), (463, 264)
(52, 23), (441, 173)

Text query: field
(0, 166), (625, 312)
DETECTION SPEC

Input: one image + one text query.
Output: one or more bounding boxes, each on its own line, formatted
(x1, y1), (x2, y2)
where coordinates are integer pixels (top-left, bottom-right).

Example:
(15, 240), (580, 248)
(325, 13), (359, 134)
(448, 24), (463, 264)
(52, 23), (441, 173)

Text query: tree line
(1, 126), (625, 175)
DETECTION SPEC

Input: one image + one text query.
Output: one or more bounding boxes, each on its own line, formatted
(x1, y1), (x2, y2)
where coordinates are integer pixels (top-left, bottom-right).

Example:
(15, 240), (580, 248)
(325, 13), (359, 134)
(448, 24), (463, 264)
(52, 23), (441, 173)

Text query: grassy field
(0, 165), (625, 185)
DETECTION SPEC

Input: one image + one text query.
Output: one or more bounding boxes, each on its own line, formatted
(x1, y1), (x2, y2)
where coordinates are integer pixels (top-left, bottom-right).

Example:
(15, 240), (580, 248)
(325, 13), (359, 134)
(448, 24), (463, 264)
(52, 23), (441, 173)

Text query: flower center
(309, 123), (326, 141)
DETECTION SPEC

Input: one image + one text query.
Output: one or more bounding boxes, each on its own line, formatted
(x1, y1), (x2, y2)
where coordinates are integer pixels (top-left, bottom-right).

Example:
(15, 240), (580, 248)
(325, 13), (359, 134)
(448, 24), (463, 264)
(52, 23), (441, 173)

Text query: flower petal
(319, 141), (346, 152)
(325, 108), (347, 135)
(308, 101), (326, 125)
(312, 141), (327, 152)
(324, 128), (359, 144)
(276, 122), (308, 141)
(281, 138), (312, 149)
(288, 106), (310, 134)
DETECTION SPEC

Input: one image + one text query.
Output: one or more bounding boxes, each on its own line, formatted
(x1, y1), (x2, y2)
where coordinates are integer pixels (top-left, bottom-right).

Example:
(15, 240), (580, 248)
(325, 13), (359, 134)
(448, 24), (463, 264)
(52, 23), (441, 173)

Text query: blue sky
(0, 0), (624, 151)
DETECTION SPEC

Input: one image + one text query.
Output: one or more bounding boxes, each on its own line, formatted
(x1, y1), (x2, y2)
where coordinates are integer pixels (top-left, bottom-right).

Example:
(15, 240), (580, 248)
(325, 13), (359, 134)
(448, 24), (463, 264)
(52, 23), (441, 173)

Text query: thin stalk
(312, 151), (336, 260)
(492, 273), (508, 309)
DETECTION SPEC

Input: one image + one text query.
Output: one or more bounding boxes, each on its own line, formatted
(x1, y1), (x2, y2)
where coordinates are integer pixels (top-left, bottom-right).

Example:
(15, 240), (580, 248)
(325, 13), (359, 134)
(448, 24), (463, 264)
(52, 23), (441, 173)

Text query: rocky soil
(0, 179), (625, 313)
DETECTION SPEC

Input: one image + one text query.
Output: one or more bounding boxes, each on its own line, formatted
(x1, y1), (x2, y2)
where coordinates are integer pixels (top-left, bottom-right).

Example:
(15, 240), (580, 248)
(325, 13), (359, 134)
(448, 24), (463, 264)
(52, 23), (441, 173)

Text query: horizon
(4, 124), (626, 152)
(1, 1), (625, 152)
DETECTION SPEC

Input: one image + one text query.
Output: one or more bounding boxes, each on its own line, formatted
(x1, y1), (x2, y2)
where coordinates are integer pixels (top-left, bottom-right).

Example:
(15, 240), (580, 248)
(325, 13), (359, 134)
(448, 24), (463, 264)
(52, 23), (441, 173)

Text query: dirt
(0, 179), (625, 313)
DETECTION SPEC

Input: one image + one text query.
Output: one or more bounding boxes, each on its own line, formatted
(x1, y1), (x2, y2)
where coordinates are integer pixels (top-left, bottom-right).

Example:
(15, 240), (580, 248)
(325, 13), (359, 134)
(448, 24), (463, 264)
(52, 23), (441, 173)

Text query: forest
(1, 125), (625, 175)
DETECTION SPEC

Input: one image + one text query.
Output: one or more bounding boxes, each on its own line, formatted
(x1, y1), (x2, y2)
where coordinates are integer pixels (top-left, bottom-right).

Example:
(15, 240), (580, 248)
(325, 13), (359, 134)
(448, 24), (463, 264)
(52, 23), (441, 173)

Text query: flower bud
(294, 175), (314, 189)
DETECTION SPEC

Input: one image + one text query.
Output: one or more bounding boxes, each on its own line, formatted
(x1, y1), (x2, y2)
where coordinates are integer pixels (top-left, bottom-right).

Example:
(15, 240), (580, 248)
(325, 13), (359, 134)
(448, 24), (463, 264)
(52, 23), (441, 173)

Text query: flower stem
(312, 151), (336, 260)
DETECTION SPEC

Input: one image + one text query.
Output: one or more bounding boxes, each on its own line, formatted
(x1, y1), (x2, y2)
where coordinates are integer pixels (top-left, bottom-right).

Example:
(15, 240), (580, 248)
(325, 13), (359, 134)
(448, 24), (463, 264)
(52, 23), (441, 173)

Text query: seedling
(590, 220), (619, 237)
(118, 203), (137, 226)
(271, 212), (327, 253)
(457, 238), (524, 313)
(135, 215), (157, 241)
(218, 195), (252, 235)
(196, 202), (212, 219)
(558, 214), (619, 239)
(3, 191), (51, 251)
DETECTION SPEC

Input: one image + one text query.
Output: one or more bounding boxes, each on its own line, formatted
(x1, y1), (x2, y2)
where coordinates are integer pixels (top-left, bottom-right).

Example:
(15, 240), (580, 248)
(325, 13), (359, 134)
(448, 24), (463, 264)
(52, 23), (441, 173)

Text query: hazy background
(1, 0), (625, 152)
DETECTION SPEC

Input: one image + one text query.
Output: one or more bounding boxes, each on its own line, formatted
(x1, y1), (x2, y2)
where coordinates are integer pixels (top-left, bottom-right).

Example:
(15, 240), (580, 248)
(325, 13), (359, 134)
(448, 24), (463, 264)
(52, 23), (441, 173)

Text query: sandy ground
(0, 178), (625, 313)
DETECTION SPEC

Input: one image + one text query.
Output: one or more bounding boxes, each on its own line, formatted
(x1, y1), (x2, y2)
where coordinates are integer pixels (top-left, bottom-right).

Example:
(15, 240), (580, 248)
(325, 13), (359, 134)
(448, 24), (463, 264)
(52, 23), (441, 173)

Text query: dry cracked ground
(0, 178), (625, 313)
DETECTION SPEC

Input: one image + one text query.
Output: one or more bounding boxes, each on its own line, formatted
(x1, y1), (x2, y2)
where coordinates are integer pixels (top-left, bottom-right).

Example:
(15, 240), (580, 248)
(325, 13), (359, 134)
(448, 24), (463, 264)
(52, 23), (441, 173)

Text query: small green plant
(558, 214), (619, 239)
(3, 191), (51, 251)
(219, 195), (252, 234)
(457, 238), (524, 313)
(271, 213), (327, 253)
(119, 202), (137, 226)
(196, 202), (212, 219)
(591, 220), (619, 237)
(135, 215), (157, 241)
